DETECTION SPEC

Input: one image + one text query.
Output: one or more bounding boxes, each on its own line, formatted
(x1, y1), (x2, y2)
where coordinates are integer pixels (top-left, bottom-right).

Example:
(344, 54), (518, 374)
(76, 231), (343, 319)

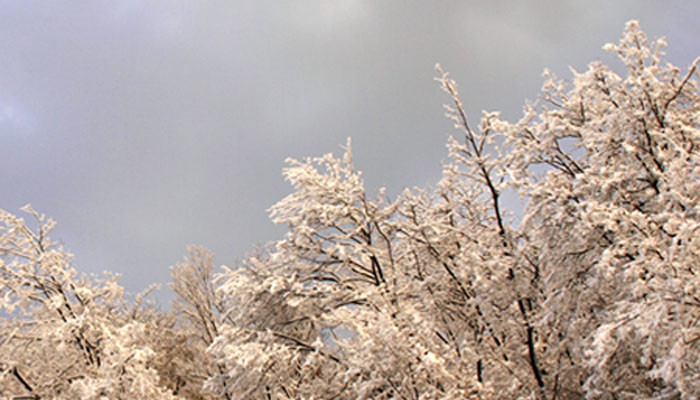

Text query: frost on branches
(1, 21), (699, 399)
(0, 206), (175, 399)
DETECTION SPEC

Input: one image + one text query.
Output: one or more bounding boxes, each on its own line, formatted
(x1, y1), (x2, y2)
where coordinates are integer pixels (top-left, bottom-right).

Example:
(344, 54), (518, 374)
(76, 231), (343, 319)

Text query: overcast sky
(2, 1), (699, 304)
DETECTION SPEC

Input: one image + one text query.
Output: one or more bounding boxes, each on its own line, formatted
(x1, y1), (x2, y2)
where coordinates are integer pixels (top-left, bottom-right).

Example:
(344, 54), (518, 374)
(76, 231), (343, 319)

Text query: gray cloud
(2, 1), (699, 303)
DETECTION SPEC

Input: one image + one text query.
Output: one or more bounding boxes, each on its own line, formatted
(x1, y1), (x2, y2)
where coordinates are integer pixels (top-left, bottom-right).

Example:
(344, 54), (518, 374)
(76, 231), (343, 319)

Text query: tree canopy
(1, 21), (699, 399)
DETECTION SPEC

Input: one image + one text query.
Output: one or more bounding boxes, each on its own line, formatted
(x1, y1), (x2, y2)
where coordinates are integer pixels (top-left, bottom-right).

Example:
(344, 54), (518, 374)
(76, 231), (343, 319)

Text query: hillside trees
(1, 21), (698, 399)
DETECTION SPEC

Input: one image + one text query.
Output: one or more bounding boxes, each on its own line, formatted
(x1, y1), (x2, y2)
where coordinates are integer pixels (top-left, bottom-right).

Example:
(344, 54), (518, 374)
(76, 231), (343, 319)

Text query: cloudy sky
(2, 1), (699, 303)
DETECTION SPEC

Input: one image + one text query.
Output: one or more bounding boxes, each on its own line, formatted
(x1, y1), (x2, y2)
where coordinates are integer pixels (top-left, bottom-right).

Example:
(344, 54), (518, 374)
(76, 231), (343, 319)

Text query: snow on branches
(0, 207), (174, 399)
(208, 21), (700, 399)
(1, 21), (698, 399)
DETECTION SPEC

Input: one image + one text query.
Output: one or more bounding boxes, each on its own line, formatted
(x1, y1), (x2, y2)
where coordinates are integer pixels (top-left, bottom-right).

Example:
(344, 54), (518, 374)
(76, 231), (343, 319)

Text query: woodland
(1, 22), (699, 399)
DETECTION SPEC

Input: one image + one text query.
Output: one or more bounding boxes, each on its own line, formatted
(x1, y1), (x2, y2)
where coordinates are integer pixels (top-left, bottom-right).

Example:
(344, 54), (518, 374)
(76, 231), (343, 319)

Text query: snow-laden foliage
(0, 206), (175, 399)
(1, 21), (698, 399)
(208, 21), (699, 399)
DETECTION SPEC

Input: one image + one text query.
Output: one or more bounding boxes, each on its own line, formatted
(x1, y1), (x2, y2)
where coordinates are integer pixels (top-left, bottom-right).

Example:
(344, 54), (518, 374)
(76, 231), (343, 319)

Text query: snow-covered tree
(207, 147), (482, 398)
(166, 246), (232, 399)
(1, 21), (697, 400)
(0, 206), (175, 399)
(501, 21), (700, 399)
(208, 21), (699, 399)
